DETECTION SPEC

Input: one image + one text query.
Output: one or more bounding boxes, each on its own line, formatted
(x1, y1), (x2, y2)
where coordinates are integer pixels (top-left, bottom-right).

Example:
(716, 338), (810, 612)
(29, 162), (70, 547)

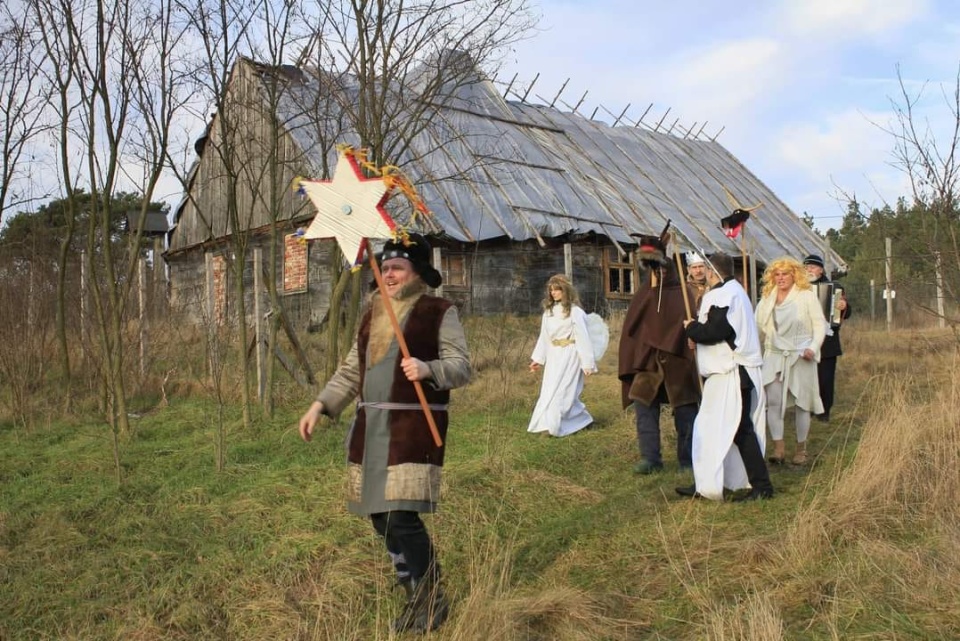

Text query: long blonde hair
(760, 257), (813, 298)
(542, 274), (579, 317)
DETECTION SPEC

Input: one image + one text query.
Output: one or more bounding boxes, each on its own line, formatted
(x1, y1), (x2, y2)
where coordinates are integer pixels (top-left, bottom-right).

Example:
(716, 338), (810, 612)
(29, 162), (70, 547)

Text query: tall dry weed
(701, 590), (784, 641)
(774, 347), (960, 637)
(442, 529), (616, 641)
(0, 274), (58, 428)
(790, 360), (960, 551)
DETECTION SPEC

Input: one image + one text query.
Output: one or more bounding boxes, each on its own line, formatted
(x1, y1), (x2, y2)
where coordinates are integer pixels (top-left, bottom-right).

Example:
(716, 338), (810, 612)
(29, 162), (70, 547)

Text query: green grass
(1, 321), (959, 639)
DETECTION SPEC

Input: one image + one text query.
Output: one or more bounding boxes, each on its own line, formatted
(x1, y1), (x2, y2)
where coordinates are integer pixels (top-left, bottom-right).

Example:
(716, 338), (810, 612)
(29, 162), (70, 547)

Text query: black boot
(397, 577), (414, 600)
(392, 575), (449, 634)
(392, 578), (415, 633)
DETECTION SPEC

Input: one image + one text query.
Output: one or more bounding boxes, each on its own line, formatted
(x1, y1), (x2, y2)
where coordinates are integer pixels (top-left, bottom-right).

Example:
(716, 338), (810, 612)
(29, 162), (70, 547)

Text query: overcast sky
(496, 0), (960, 232)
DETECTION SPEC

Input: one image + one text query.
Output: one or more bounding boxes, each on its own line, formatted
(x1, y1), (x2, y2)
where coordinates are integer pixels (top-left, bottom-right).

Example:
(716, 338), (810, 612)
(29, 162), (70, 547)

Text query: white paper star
(300, 150), (396, 264)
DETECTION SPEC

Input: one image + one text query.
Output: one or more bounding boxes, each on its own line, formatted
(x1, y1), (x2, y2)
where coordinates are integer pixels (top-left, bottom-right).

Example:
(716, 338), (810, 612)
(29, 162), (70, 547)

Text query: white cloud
(777, 108), (893, 177)
(772, 107), (916, 225)
(655, 38), (787, 123)
(780, 0), (929, 38)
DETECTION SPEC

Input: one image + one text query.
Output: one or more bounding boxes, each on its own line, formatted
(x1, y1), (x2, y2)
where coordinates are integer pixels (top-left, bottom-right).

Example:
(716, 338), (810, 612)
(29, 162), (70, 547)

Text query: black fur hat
(378, 232), (443, 288)
(629, 221), (672, 267)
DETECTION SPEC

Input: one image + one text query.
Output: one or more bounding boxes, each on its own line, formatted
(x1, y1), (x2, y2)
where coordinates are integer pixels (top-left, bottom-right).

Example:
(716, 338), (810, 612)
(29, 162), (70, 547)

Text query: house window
(440, 253), (469, 289)
(604, 247), (636, 299)
(283, 233), (308, 293)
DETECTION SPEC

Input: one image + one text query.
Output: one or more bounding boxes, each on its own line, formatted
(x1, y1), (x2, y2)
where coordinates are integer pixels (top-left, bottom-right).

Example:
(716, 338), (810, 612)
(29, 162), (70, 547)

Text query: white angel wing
(584, 313), (610, 361)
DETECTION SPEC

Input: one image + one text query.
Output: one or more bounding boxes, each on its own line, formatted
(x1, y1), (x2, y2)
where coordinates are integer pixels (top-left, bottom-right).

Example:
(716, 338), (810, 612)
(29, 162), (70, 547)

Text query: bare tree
(299, 0), (538, 370)
(309, 0), (537, 166)
(0, 1), (53, 225)
(169, 0), (304, 428)
(886, 63), (960, 324)
(29, 0), (84, 393)
(0, 239), (58, 430)
(238, 8), (330, 418)
(164, 0), (536, 417)
(29, 0), (190, 481)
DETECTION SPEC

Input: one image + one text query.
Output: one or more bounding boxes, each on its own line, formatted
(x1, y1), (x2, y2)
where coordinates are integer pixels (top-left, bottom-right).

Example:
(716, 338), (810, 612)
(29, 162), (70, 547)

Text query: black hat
(378, 232), (443, 288)
(803, 254), (825, 269)
(629, 233), (669, 267)
(721, 209), (750, 238)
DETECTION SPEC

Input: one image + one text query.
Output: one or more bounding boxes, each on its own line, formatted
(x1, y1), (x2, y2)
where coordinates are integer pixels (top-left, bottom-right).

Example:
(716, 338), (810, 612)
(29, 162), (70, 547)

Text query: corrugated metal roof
(281, 66), (844, 269)
(175, 58), (845, 271)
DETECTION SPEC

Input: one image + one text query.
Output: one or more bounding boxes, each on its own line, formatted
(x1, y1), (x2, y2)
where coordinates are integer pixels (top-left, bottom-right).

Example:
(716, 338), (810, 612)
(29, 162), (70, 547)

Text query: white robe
(691, 279), (766, 501)
(755, 286), (826, 416)
(528, 304), (597, 437)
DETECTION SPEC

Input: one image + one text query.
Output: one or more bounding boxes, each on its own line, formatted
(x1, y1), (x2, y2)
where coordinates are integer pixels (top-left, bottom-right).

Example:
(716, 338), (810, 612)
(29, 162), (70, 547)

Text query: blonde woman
(528, 274), (597, 437)
(755, 257), (826, 465)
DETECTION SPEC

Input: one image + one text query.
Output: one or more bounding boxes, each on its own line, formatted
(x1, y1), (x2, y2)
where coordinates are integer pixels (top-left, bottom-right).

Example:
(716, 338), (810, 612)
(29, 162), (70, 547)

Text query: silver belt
(358, 401), (448, 411)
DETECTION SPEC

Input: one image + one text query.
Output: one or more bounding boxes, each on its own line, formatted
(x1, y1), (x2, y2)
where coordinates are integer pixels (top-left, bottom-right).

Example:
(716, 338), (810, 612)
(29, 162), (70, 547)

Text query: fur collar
(366, 280), (427, 366)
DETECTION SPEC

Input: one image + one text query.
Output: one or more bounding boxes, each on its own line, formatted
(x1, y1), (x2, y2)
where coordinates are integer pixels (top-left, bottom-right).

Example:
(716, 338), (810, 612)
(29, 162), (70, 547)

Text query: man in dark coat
(618, 233), (701, 473)
(803, 254), (851, 422)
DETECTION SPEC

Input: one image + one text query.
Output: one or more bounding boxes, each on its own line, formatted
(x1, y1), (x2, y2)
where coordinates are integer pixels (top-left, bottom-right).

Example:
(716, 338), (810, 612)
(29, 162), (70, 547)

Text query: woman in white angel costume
(527, 274), (607, 437)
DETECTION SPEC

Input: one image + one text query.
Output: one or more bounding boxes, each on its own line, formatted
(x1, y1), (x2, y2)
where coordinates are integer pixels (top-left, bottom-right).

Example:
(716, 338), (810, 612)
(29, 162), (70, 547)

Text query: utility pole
(885, 237), (894, 332)
(935, 251), (946, 329)
(139, 257), (147, 378)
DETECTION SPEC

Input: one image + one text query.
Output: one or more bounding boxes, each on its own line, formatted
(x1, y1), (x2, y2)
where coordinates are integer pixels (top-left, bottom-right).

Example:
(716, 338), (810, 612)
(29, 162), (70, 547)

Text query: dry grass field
(1, 315), (958, 640)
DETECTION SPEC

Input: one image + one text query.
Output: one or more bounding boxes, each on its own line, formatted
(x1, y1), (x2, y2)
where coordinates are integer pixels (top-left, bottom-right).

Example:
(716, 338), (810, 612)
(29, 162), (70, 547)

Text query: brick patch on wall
(284, 234), (308, 293)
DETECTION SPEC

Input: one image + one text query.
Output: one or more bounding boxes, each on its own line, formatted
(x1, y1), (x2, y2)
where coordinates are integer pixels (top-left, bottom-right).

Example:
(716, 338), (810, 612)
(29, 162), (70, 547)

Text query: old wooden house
(166, 56), (844, 329)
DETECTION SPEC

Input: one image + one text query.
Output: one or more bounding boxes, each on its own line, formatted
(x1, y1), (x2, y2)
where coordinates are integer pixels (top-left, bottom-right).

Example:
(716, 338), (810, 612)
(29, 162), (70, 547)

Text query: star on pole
(299, 150), (396, 264)
(294, 147), (444, 448)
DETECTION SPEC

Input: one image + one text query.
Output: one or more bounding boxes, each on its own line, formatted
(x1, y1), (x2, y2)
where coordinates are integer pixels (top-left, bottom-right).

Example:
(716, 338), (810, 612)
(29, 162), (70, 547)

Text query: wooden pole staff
(673, 247), (693, 322)
(740, 223), (749, 292)
(673, 245), (702, 392)
(364, 238), (443, 447)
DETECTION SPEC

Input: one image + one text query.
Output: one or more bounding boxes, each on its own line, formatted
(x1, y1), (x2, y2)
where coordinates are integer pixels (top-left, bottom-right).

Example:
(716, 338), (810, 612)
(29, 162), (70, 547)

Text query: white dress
(755, 286), (826, 416)
(527, 304), (597, 437)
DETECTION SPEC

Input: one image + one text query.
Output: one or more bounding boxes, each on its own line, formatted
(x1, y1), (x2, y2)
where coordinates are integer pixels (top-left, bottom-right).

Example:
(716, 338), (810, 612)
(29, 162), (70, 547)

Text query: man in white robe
(677, 253), (774, 502)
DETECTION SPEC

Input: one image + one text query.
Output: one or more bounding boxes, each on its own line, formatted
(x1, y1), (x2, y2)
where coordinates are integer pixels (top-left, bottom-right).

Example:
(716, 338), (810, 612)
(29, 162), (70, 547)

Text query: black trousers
(817, 356), (838, 417)
(370, 511), (438, 582)
(733, 367), (773, 492)
(634, 400), (696, 468)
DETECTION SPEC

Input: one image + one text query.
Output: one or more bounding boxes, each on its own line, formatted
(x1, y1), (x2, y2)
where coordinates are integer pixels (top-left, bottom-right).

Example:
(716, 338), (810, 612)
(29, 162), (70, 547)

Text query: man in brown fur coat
(618, 233), (701, 474)
(299, 232), (471, 634)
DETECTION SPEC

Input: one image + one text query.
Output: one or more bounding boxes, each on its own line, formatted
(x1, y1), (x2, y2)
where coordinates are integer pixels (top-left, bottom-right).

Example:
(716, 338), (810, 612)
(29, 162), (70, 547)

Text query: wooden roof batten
(501, 72), (724, 142)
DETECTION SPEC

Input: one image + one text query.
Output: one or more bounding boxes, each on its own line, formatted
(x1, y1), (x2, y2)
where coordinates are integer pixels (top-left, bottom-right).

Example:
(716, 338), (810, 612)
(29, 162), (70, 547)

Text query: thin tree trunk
(232, 255), (252, 429)
(55, 236), (72, 400)
(344, 269), (362, 349)
(263, 232), (281, 418)
(324, 265), (351, 381)
(111, 417), (122, 484)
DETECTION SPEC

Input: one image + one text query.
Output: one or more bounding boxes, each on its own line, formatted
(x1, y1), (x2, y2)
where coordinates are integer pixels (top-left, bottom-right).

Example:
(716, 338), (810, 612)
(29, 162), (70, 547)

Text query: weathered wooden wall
(167, 235), (633, 332)
(440, 238), (627, 316)
(167, 235), (342, 331)
(168, 60), (319, 254)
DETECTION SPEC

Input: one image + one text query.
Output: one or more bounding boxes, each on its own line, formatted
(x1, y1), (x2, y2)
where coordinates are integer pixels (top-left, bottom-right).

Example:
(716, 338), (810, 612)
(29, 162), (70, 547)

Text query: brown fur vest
(348, 294), (453, 466)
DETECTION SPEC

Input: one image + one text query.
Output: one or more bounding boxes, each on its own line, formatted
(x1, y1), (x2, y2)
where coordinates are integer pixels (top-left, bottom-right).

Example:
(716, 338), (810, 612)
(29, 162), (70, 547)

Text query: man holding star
(296, 148), (470, 634)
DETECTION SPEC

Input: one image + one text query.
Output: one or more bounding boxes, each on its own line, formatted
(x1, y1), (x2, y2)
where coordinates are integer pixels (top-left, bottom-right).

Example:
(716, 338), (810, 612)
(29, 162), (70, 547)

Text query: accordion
(815, 282), (845, 325)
